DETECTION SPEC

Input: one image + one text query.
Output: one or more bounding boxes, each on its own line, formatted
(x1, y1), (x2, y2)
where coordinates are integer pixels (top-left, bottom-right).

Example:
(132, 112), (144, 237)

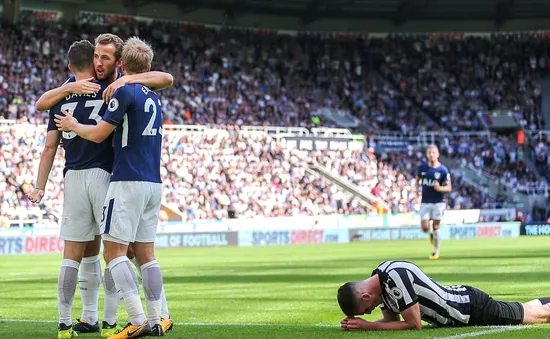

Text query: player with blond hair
(30, 33), (173, 338)
(55, 36), (168, 338)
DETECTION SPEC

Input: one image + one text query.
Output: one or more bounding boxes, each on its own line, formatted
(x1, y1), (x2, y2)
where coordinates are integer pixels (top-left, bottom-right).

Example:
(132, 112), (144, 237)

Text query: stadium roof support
(496, 0), (515, 26)
(393, 0), (436, 25)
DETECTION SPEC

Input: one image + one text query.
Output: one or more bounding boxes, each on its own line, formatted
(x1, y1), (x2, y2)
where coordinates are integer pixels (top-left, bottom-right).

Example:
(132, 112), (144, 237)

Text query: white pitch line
(434, 325), (530, 339)
(0, 318), (332, 327)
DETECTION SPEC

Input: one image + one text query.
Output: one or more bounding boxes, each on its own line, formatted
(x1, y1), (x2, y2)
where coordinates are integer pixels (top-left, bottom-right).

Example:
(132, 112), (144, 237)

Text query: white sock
(129, 256), (142, 278)
(79, 255), (102, 324)
(103, 268), (120, 325)
(58, 259), (80, 326)
(433, 229), (441, 254)
(141, 260), (164, 326)
(129, 255), (169, 318)
(108, 256), (146, 326)
(160, 287), (170, 319)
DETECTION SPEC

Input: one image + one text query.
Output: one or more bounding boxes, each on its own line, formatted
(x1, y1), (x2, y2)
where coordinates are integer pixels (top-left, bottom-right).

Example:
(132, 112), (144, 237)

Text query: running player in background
(30, 34), (173, 338)
(55, 36), (169, 338)
(415, 144), (451, 260)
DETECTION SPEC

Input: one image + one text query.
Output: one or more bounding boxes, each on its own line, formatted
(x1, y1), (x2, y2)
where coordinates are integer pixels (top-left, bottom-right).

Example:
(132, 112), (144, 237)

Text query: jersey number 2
(121, 98), (162, 148)
(60, 100), (104, 140)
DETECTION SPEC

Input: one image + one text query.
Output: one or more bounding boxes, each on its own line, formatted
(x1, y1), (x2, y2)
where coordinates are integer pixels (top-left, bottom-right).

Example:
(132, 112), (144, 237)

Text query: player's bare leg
(421, 220), (431, 236)
(103, 239), (148, 339)
(430, 220), (441, 260)
(73, 236), (102, 334)
(132, 242), (170, 335)
(58, 241), (88, 338)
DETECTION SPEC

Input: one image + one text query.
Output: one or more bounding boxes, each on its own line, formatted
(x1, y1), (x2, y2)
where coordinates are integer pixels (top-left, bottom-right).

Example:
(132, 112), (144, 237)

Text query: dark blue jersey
(102, 84), (163, 183)
(47, 80), (113, 174)
(416, 163), (451, 204)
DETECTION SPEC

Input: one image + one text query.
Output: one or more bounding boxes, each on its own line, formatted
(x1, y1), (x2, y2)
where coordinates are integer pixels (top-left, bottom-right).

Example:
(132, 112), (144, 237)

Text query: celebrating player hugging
(29, 33), (173, 339)
(55, 36), (170, 339)
(415, 144), (451, 260)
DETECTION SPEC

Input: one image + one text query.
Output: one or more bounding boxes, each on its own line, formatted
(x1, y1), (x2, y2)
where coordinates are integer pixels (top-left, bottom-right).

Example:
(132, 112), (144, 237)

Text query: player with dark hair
(55, 36), (168, 339)
(28, 39), (112, 339)
(337, 260), (550, 331)
(416, 144), (451, 260)
(28, 35), (173, 338)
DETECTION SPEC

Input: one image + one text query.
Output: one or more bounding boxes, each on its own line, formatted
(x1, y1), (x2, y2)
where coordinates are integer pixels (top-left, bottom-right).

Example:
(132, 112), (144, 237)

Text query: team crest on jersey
(108, 98), (119, 112)
(391, 287), (403, 300)
(434, 172), (441, 179)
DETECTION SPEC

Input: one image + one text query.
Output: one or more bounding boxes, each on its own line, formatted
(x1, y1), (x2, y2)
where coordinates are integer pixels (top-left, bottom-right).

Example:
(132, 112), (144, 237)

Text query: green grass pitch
(2, 236), (550, 338)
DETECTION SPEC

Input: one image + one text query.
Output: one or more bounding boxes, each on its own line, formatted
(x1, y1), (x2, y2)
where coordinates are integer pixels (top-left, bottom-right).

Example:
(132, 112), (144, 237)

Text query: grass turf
(1, 236), (550, 338)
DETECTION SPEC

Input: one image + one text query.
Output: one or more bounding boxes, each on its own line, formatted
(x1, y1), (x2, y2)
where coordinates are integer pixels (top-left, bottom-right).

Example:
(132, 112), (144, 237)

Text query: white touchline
(434, 325), (530, 339)
(0, 318), (333, 327)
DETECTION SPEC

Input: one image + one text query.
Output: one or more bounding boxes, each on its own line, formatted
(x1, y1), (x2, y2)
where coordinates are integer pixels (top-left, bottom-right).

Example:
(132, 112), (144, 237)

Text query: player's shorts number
(60, 100), (104, 140)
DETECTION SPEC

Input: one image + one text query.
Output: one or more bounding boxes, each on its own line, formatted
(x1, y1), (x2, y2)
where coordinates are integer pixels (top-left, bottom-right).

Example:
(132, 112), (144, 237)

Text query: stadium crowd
(1, 18), (546, 132)
(1, 121), (503, 224)
(439, 134), (541, 191)
(0, 13), (548, 223)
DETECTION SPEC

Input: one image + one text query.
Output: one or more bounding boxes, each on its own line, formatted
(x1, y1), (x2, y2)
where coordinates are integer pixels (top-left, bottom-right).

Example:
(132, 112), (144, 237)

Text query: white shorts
(420, 202), (446, 221)
(100, 181), (162, 245)
(60, 168), (111, 242)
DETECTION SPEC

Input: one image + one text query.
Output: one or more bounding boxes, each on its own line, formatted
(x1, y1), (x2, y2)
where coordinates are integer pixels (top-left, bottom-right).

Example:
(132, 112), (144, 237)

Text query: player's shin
(103, 268), (120, 325)
(107, 256), (146, 326)
(160, 287), (170, 319)
(141, 260), (164, 326)
(58, 259), (80, 326)
(129, 256), (142, 278)
(433, 228), (441, 255)
(79, 255), (102, 324)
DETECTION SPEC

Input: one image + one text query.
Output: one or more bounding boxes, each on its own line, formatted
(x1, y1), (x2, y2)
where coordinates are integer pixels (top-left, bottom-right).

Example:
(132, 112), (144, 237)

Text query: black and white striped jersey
(372, 260), (472, 326)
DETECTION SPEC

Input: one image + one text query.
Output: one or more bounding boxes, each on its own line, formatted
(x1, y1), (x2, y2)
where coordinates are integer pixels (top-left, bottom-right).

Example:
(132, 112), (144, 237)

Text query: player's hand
(54, 110), (78, 131)
(103, 76), (128, 103)
(341, 317), (369, 331)
(66, 77), (101, 95)
(26, 188), (44, 204)
(433, 181), (441, 192)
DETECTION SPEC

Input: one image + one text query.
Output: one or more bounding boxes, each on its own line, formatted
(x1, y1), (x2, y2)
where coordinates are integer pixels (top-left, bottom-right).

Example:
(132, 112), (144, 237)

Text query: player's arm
(35, 78), (101, 111)
(26, 129), (61, 203)
(434, 172), (452, 193)
(56, 86), (132, 143)
(56, 118), (116, 143)
(374, 308), (401, 323)
(102, 71), (173, 102)
(341, 304), (421, 330)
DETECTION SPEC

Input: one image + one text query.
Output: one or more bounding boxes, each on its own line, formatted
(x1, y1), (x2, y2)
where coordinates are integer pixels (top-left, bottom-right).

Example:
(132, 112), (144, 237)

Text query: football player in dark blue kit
(55, 37), (167, 339)
(28, 40), (112, 339)
(29, 34), (173, 338)
(415, 144), (452, 260)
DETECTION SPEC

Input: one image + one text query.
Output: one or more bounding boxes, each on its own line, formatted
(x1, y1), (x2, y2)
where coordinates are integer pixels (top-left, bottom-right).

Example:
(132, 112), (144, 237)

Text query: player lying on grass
(337, 260), (550, 331)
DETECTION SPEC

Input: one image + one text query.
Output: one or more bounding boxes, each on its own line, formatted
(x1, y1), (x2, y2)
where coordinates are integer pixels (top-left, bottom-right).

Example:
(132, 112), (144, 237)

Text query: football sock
(160, 287), (170, 319)
(433, 228), (441, 254)
(58, 259), (80, 326)
(129, 256), (141, 277)
(103, 268), (120, 325)
(129, 255), (169, 318)
(79, 255), (101, 324)
(108, 256), (146, 326)
(141, 260), (164, 326)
